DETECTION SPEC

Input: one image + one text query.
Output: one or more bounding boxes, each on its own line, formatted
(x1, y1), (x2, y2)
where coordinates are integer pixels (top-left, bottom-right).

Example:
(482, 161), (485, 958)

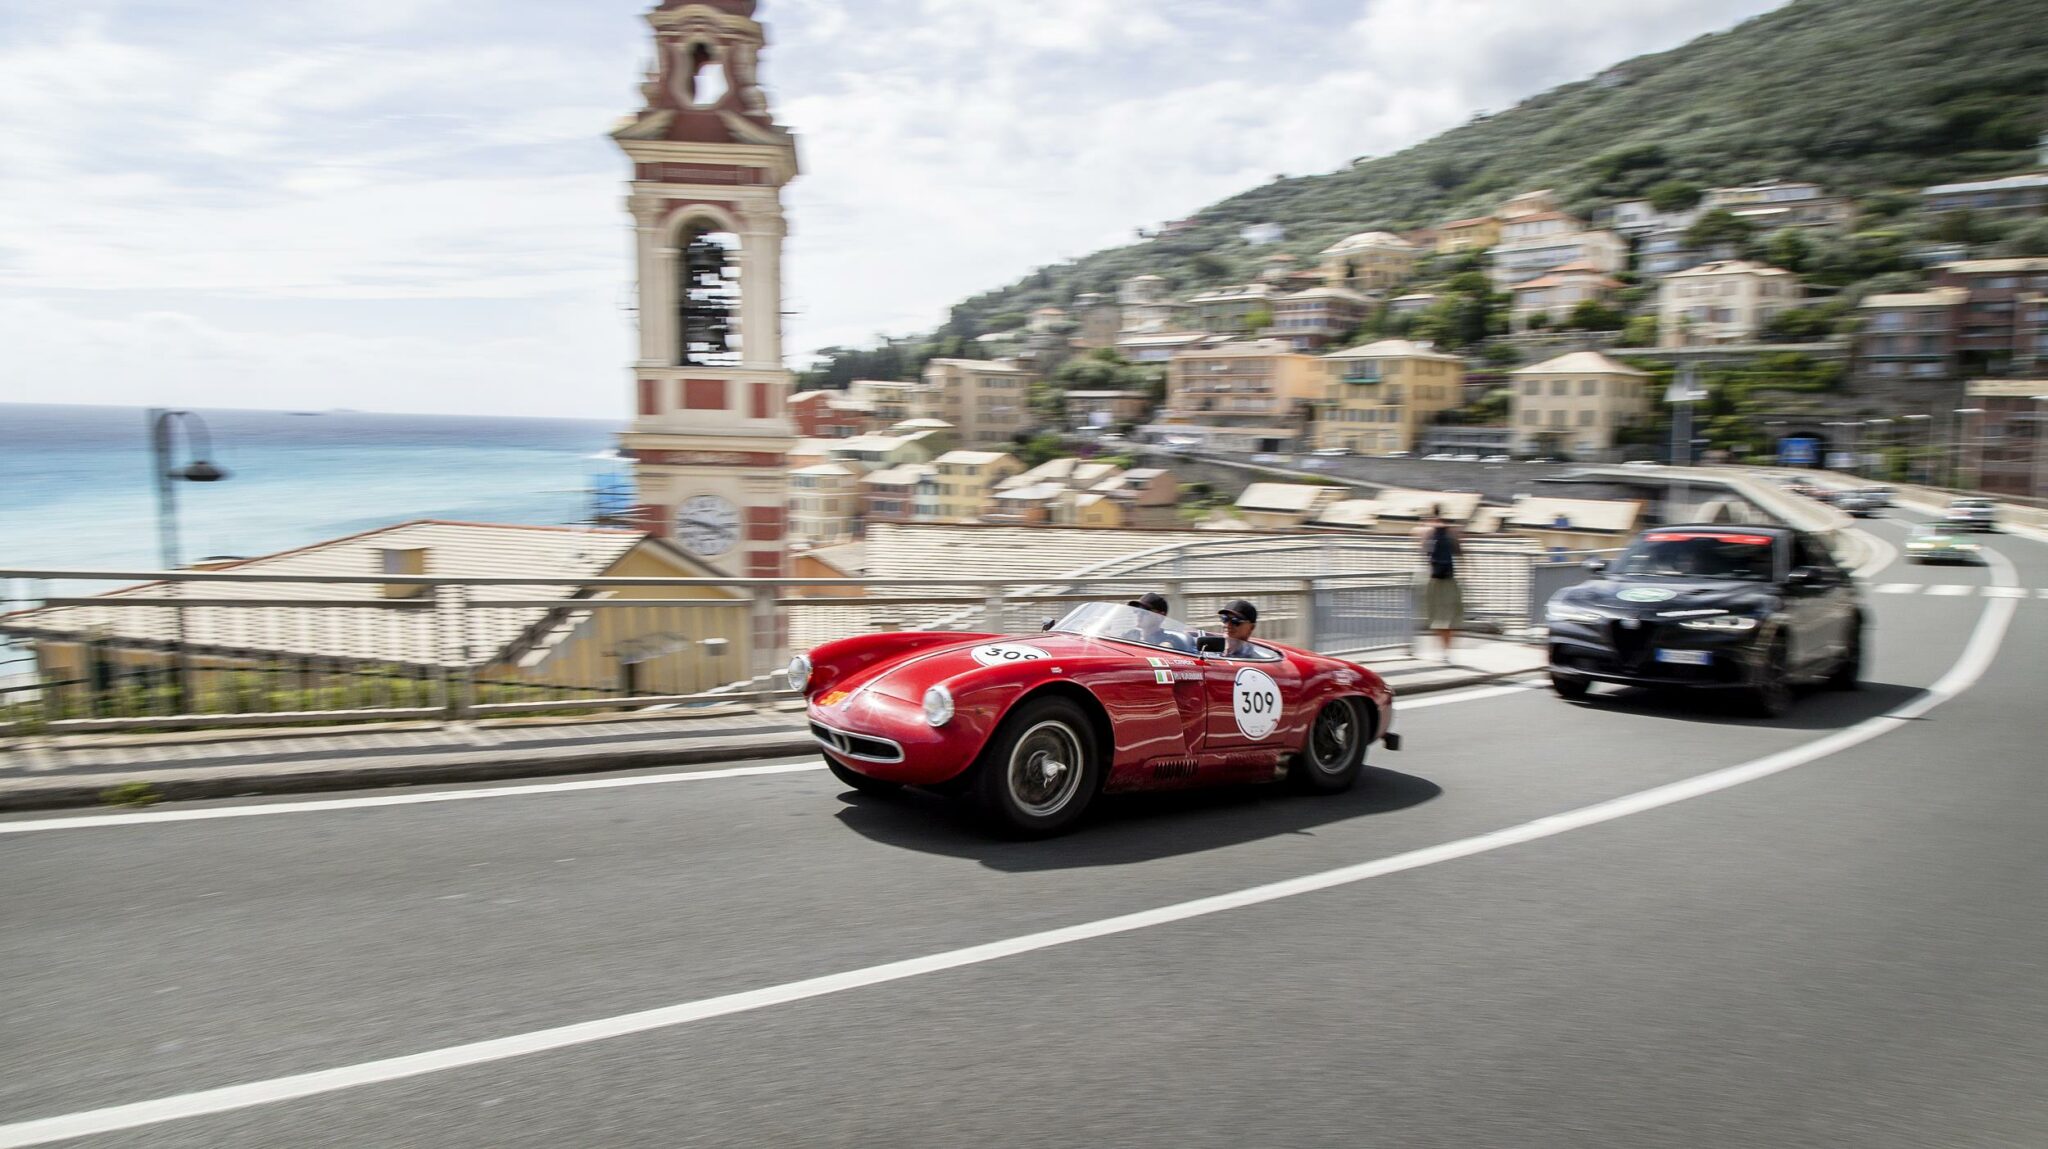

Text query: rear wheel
(973, 697), (1099, 838)
(1828, 623), (1863, 691)
(1293, 697), (1368, 794)
(825, 756), (902, 796)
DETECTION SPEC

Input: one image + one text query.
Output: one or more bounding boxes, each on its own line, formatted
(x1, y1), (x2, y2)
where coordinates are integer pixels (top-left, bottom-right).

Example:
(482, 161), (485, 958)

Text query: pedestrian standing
(1416, 506), (1462, 661)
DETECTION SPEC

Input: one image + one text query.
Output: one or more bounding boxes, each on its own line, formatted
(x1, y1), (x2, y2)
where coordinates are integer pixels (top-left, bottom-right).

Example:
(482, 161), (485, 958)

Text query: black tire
(825, 755), (903, 796)
(1550, 668), (1592, 701)
(1748, 637), (1793, 718)
(1828, 622), (1863, 691)
(1292, 697), (1368, 794)
(972, 697), (1100, 838)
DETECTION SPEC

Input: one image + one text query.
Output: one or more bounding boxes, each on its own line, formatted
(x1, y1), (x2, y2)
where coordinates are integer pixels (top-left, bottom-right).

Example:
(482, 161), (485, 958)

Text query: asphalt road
(3, 507), (2046, 1148)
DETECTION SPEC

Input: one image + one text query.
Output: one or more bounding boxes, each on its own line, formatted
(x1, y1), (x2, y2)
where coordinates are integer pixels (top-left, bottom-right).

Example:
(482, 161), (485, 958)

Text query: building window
(1580, 379), (1597, 395)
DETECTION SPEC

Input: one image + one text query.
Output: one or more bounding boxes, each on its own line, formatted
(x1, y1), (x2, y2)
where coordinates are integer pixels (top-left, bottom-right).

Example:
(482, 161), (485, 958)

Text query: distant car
(1623, 460), (1661, 469)
(1251, 453), (1292, 465)
(1942, 497), (1998, 532)
(1311, 447), (1349, 457)
(1860, 486), (1894, 507)
(1424, 452), (1454, 461)
(1834, 492), (1881, 518)
(1544, 524), (1864, 717)
(1481, 454), (1511, 463)
(1381, 450), (1412, 459)
(1904, 524), (1982, 564)
(794, 602), (1399, 837)
(1454, 453), (1481, 462)
(1299, 458), (1329, 470)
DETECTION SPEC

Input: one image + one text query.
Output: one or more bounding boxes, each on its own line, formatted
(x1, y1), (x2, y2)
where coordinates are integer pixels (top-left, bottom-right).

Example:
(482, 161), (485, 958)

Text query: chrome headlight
(787, 655), (812, 693)
(1679, 614), (1759, 631)
(1545, 604), (1602, 624)
(922, 684), (955, 727)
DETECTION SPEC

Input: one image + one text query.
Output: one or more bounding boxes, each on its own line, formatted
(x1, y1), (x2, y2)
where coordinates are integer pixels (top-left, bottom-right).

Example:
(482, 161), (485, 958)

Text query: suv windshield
(1613, 530), (1777, 582)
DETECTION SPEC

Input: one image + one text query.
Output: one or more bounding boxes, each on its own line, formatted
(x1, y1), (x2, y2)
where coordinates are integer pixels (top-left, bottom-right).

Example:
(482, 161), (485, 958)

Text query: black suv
(1544, 525), (1863, 716)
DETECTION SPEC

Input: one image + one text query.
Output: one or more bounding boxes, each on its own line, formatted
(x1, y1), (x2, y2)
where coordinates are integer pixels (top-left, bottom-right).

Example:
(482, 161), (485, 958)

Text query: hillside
(810, 0), (2044, 371)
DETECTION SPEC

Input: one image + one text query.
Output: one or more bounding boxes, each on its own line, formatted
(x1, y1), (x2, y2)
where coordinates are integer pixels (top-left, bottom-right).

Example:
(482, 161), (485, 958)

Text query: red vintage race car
(791, 601), (1400, 837)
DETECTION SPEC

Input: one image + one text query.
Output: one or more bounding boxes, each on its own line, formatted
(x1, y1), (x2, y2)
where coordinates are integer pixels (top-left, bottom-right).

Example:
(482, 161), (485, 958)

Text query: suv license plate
(1655, 649), (1712, 666)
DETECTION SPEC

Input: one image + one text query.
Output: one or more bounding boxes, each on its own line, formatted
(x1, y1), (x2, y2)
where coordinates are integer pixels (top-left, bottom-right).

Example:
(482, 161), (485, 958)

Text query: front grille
(809, 721), (904, 764)
(1609, 618), (1656, 670)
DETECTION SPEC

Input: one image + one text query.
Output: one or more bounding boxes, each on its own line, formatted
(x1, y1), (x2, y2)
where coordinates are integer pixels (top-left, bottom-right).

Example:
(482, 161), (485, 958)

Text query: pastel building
(1509, 351), (1653, 457)
(1313, 339), (1465, 455)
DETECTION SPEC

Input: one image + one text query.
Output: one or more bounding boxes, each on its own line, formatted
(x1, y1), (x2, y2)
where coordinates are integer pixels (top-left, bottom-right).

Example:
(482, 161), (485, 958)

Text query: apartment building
(787, 389), (870, 439)
(1656, 260), (1801, 347)
(1118, 274), (1182, 333)
(1852, 287), (1966, 401)
(1317, 231), (1418, 294)
(1163, 339), (1327, 428)
(1701, 179), (1852, 230)
(1931, 258), (2048, 377)
(787, 463), (858, 545)
(918, 358), (1035, 446)
(929, 450), (1024, 523)
(1116, 329), (1218, 364)
(845, 379), (917, 425)
(1270, 285), (1373, 351)
(1435, 215), (1502, 255)
(1185, 283), (1281, 336)
(1510, 262), (1624, 331)
(1603, 199), (1700, 238)
(860, 464), (932, 525)
(1922, 172), (2048, 216)
(1313, 339), (1465, 455)
(1965, 379), (2048, 498)
(1487, 214), (1626, 288)
(1509, 351), (1653, 458)
(1064, 390), (1152, 430)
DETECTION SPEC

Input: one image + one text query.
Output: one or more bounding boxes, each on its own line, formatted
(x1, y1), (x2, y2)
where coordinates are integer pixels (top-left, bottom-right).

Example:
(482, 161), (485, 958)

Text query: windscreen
(1613, 531), (1777, 582)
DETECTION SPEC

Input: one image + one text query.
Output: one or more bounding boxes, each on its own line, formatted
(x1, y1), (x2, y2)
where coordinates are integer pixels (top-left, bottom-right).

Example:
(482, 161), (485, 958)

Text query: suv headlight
(923, 684), (955, 727)
(1679, 614), (1759, 631)
(787, 655), (812, 693)
(1545, 604), (1602, 624)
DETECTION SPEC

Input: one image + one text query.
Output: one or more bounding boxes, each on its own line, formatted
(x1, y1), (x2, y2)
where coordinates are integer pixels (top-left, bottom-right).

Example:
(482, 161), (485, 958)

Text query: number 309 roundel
(1233, 666), (1281, 739)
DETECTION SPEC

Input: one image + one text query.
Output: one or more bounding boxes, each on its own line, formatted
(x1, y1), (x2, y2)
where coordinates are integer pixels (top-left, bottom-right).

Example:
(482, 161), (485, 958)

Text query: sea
(0, 404), (627, 573)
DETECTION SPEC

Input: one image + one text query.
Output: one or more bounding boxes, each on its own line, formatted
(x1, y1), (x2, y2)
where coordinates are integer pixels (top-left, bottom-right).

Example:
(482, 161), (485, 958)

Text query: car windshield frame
(1609, 530), (1781, 583)
(1048, 602), (1282, 661)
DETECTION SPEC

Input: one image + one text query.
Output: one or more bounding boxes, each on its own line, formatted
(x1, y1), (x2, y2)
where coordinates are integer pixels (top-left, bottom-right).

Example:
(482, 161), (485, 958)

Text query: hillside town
(782, 150), (2048, 549)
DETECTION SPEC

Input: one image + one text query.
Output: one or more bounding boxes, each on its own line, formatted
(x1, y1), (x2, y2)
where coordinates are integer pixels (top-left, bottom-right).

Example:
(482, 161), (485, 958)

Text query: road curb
(0, 733), (819, 813)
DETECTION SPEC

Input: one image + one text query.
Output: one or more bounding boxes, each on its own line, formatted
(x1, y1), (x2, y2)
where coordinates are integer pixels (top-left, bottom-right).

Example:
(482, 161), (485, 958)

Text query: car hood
(843, 632), (1138, 703)
(1562, 578), (1775, 618)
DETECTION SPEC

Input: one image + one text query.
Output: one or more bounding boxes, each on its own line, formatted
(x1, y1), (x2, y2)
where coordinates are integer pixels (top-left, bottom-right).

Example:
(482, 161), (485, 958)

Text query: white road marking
(0, 686), (1531, 836)
(1873, 583), (1922, 594)
(0, 553), (2020, 1149)
(1847, 527), (1896, 580)
(1980, 586), (2027, 599)
(1925, 584), (1974, 596)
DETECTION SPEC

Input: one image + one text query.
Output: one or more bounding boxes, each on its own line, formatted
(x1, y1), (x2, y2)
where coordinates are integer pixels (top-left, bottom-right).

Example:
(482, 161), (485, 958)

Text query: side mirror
(1583, 557), (1608, 573)
(1195, 634), (1228, 656)
(1041, 619), (1057, 632)
(1786, 566), (1820, 589)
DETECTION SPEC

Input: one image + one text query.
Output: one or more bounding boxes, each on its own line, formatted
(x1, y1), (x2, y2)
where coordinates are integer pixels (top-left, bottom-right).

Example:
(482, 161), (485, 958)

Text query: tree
(1758, 306), (1834, 341)
(1685, 208), (1755, 252)
(1566, 299), (1626, 331)
(1190, 252), (1232, 281)
(1765, 227), (1812, 274)
(1615, 315), (1660, 347)
(1647, 180), (1704, 213)
(1242, 305), (1275, 333)
(1526, 310), (1553, 331)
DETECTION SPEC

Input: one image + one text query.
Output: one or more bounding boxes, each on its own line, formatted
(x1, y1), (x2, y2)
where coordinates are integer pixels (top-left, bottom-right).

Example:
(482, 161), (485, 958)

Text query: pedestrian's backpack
(1428, 526), (1457, 579)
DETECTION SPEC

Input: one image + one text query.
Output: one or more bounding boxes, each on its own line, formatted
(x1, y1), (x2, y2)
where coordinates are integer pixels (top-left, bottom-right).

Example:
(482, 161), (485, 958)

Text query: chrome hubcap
(1010, 721), (1084, 817)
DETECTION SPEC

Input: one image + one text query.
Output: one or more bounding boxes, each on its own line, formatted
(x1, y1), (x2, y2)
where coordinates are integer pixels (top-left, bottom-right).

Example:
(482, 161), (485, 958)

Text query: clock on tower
(614, 0), (798, 583)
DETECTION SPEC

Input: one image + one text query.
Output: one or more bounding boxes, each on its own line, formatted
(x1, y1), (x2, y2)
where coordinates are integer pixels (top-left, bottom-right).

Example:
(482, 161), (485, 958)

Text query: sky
(0, 0), (1792, 419)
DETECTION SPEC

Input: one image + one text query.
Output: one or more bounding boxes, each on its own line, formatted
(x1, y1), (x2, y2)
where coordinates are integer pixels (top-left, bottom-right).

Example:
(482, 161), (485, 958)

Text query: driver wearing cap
(1217, 599), (1262, 658)
(1124, 592), (1196, 653)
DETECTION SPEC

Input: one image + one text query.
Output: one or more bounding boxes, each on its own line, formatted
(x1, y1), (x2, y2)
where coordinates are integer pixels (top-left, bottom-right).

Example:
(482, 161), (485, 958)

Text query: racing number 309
(1233, 667), (1282, 740)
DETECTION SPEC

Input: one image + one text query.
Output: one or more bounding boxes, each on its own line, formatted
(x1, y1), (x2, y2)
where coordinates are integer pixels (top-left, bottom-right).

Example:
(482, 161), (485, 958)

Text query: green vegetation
(858, 0), (2044, 355)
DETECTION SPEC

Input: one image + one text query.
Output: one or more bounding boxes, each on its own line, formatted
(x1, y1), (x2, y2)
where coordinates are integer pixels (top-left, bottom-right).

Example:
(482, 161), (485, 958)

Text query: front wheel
(1292, 698), (1368, 794)
(973, 697), (1100, 837)
(1550, 668), (1591, 701)
(826, 756), (902, 796)
(1748, 638), (1793, 718)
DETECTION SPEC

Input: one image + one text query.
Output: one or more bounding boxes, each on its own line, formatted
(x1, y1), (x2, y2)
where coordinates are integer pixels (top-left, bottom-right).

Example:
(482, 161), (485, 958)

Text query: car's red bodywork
(801, 630), (1395, 793)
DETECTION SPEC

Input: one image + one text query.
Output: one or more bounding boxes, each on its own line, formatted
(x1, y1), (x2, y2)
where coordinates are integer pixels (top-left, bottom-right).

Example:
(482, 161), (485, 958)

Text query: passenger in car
(1218, 599), (1262, 658)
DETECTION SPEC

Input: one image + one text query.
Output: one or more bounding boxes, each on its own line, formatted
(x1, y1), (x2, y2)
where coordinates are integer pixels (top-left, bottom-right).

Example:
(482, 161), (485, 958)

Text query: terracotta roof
(1510, 350), (1650, 377)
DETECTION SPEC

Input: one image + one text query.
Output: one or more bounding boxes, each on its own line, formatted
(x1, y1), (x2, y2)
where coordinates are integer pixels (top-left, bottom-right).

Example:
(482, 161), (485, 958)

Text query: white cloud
(0, 0), (1791, 416)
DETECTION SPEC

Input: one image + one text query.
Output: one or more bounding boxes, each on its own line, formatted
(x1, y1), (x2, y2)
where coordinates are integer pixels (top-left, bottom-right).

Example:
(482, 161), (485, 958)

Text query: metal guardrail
(2, 564), (1438, 735)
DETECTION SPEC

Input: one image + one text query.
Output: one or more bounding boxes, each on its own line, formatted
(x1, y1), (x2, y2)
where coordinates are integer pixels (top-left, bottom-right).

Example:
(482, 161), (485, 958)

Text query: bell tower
(615, 0), (799, 579)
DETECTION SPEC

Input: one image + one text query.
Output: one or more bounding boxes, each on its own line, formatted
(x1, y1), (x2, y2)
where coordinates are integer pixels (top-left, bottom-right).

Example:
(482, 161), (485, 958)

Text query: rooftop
(935, 450), (1016, 466)
(1503, 496), (1643, 534)
(1923, 171), (2048, 196)
(1236, 483), (1340, 512)
(1321, 230), (1413, 255)
(1861, 286), (1969, 309)
(1325, 338), (1464, 363)
(1663, 260), (1796, 279)
(1511, 350), (1650, 378)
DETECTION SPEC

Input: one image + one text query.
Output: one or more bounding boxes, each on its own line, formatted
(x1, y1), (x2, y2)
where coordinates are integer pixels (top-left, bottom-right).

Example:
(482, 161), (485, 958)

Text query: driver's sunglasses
(1220, 614), (1247, 626)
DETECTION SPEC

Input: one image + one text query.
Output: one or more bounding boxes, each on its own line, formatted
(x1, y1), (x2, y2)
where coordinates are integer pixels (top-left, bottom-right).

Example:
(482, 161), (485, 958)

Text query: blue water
(0, 404), (626, 572)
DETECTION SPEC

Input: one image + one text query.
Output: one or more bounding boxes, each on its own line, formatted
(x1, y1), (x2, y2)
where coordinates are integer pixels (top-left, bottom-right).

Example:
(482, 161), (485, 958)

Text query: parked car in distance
(1942, 497), (1998, 532)
(1481, 454), (1510, 463)
(1860, 486), (1894, 507)
(1311, 447), (1349, 457)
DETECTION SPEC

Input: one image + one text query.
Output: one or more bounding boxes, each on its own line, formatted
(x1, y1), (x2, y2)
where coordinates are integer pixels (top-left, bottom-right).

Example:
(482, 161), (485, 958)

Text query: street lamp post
(1954, 408), (1985, 491)
(1902, 413), (1933, 484)
(148, 410), (229, 711)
